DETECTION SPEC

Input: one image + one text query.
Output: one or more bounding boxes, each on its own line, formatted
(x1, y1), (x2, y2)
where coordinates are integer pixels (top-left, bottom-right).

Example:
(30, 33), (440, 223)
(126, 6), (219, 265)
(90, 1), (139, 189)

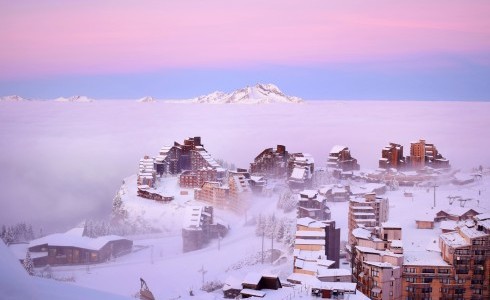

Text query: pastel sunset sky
(0, 0), (489, 100)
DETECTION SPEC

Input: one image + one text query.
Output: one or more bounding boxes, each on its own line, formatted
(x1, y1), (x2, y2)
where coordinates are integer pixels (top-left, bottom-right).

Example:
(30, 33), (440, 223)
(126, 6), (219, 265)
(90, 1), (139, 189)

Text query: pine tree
(275, 218), (285, 242)
(111, 190), (127, 223)
(0, 225), (6, 244)
(23, 252), (34, 276)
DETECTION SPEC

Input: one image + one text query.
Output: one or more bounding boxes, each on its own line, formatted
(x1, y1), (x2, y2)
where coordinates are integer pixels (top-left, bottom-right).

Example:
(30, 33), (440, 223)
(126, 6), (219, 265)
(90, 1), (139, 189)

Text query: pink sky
(1, 0), (489, 80)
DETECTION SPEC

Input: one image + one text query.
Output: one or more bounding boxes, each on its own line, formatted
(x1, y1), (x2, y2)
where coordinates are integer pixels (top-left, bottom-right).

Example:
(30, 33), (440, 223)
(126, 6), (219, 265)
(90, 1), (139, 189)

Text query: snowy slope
(190, 83), (303, 104)
(136, 96), (157, 103)
(54, 96), (94, 102)
(0, 242), (131, 300)
(0, 95), (30, 102)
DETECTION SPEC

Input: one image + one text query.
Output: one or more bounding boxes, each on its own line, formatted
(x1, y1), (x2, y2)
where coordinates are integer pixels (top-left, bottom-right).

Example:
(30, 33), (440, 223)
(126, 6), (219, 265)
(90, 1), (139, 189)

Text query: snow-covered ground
(27, 171), (488, 299)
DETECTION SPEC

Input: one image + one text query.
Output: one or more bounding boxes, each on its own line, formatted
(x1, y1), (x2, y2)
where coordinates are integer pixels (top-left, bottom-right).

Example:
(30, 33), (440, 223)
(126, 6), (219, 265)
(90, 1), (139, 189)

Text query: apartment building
(348, 193), (389, 245)
(327, 145), (360, 172)
(402, 213), (489, 300)
(379, 143), (407, 170)
(407, 139), (450, 170)
(249, 144), (289, 178)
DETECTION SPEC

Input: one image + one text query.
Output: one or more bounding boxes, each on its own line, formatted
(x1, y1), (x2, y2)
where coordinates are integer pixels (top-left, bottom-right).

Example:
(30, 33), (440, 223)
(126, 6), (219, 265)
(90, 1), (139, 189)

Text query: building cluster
(403, 213), (490, 300)
(348, 206), (490, 300)
(379, 139), (450, 170)
(181, 205), (228, 252)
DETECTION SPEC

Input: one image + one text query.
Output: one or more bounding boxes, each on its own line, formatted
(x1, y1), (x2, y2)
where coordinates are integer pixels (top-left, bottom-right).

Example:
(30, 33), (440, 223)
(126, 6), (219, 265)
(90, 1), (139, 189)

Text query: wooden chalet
(28, 228), (132, 267)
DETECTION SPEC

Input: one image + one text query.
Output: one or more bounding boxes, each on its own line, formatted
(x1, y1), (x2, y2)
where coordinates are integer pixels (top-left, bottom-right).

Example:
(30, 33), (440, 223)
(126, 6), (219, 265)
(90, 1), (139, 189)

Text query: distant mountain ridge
(190, 83), (303, 104)
(54, 96), (94, 103)
(137, 96), (157, 103)
(0, 95), (30, 102)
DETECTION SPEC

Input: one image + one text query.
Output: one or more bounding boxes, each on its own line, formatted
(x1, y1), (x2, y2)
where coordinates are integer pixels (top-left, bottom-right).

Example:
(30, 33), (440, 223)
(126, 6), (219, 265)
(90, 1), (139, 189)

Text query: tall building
(351, 225), (404, 300)
(297, 189), (331, 220)
(407, 139), (450, 170)
(327, 145), (360, 172)
(348, 193), (389, 245)
(379, 143), (407, 170)
(250, 145), (289, 178)
(287, 153), (315, 189)
(294, 217), (341, 271)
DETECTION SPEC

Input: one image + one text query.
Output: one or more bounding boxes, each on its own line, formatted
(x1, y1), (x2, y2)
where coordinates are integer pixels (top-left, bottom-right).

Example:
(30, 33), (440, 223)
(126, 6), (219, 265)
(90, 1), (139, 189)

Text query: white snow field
(0, 100), (489, 299)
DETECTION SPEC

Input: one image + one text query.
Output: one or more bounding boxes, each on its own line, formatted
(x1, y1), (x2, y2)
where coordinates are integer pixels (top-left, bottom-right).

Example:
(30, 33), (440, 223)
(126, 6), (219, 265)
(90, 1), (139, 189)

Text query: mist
(0, 100), (488, 233)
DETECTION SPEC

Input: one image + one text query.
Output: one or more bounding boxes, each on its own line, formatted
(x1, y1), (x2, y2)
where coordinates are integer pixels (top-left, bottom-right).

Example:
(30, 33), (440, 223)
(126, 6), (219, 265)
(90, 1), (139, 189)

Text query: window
(371, 269), (379, 277)
(456, 278), (465, 284)
(406, 277), (415, 283)
(454, 288), (465, 295)
(422, 268), (435, 273)
(423, 278), (433, 283)
(456, 268), (468, 274)
(438, 268), (449, 274)
(440, 278), (450, 284)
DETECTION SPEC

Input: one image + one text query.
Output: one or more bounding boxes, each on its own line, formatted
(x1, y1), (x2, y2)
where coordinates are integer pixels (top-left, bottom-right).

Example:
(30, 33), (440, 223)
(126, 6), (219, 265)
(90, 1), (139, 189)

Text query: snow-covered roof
(352, 228), (372, 240)
(299, 189), (317, 199)
(475, 212), (490, 221)
(222, 276), (242, 291)
(317, 268), (351, 277)
(290, 167), (306, 180)
(403, 250), (450, 266)
(241, 289), (266, 297)
(293, 249), (325, 261)
(355, 246), (403, 258)
(382, 222), (401, 229)
(439, 231), (469, 247)
(330, 145), (346, 154)
(364, 261), (395, 268)
(440, 220), (457, 231)
(390, 240), (403, 248)
(459, 224), (488, 239)
(29, 228), (129, 251)
(242, 272), (262, 285)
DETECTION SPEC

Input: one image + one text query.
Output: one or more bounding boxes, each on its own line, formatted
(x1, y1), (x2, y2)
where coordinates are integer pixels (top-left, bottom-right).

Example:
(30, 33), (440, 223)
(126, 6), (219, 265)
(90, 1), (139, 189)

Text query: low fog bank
(0, 101), (488, 233)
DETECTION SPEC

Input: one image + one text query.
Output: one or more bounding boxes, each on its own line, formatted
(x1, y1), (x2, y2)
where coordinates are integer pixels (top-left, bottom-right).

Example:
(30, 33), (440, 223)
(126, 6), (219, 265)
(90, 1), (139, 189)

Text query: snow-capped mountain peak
(191, 83), (303, 104)
(137, 96), (157, 103)
(54, 96), (94, 103)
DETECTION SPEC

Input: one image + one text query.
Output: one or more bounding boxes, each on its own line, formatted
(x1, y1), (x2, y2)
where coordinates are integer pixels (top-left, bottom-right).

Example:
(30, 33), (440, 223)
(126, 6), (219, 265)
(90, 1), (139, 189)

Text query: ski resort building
(379, 143), (407, 170)
(348, 193), (389, 245)
(327, 145), (360, 173)
(351, 225), (404, 300)
(407, 139), (450, 170)
(402, 213), (490, 300)
(194, 169), (252, 213)
(179, 167), (218, 188)
(181, 205), (227, 252)
(137, 156), (156, 188)
(249, 145), (289, 178)
(297, 189), (331, 220)
(294, 217), (341, 270)
(27, 228), (132, 267)
(287, 153), (315, 189)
